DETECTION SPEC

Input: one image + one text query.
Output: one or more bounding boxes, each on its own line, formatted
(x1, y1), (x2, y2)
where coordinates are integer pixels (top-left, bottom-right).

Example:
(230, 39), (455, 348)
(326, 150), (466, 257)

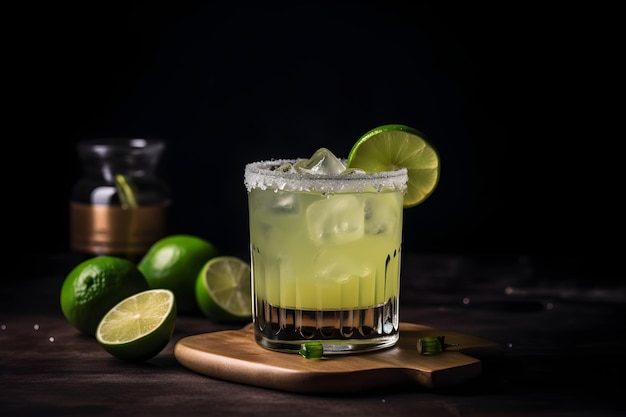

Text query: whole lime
(60, 256), (149, 336)
(138, 234), (219, 314)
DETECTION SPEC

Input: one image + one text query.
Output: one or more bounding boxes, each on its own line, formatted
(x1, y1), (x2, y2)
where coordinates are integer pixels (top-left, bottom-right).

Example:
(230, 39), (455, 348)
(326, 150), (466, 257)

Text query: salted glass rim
(244, 158), (408, 193)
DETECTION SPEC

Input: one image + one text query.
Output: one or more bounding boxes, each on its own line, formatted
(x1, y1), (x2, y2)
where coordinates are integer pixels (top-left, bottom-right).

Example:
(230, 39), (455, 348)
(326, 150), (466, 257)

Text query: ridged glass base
(253, 298), (399, 354)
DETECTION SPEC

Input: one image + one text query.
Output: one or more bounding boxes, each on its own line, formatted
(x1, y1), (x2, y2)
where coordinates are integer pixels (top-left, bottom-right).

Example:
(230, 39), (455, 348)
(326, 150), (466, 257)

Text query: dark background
(4, 2), (618, 281)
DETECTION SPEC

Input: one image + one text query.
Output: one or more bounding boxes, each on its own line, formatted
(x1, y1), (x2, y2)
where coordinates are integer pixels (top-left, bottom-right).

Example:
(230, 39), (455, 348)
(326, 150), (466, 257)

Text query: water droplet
(1, 324), (6, 330)
(49, 337), (55, 343)
(462, 297), (470, 305)
(546, 302), (554, 310)
(34, 324), (40, 330)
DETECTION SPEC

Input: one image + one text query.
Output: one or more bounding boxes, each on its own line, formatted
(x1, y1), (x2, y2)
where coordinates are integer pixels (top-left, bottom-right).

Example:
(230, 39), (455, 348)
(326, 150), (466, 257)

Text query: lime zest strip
(417, 337), (443, 355)
(417, 336), (460, 355)
(114, 174), (138, 209)
(299, 341), (324, 359)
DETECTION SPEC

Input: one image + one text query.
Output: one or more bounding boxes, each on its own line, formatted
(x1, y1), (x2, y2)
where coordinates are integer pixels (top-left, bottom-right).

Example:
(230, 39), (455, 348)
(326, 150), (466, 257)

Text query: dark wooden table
(2, 251), (625, 416)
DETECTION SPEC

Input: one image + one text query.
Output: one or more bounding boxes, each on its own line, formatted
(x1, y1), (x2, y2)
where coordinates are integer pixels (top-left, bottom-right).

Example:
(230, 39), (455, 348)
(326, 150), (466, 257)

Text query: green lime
(60, 256), (149, 337)
(347, 124), (440, 208)
(138, 234), (219, 314)
(195, 256), (252, 323)
(96, 289), (177, 362)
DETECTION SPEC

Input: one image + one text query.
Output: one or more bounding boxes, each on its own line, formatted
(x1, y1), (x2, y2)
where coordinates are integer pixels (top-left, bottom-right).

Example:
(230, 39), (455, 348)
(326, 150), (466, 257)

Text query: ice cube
(363, 196), (398, 235)
(255, 189), (299, 214)
(306, 195), (364, 244)
(269, 191), (299, 214)
(294, 148), (346, 175)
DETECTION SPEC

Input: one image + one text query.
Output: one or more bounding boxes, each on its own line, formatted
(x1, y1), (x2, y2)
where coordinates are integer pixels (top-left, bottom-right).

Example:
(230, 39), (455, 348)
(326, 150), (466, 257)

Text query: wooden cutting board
(174, 322), (501, 393)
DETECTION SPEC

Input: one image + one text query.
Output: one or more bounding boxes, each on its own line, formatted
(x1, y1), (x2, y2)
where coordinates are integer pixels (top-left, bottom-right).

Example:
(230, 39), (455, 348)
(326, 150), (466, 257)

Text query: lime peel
(114, 174), (139, 209)
(299, 342), (324, 359)
(417, 336), (461, 355)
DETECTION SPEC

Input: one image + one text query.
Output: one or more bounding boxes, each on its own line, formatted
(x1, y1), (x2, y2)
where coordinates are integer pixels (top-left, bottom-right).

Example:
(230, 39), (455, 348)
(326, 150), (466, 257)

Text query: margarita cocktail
(245, 148), (408, 353)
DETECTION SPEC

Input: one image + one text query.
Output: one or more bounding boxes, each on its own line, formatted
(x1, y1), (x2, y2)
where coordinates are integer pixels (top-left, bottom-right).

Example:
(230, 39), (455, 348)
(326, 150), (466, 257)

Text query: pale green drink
(245, 149), (408, 354)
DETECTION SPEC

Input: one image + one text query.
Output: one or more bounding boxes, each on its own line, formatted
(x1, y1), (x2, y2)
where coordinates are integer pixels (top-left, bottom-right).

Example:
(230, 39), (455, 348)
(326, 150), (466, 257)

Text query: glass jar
(69, 138), (170, 259)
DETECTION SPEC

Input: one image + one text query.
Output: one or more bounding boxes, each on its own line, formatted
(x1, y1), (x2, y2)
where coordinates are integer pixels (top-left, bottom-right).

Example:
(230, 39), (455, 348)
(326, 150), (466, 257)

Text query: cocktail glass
(244, 149), (408, 354)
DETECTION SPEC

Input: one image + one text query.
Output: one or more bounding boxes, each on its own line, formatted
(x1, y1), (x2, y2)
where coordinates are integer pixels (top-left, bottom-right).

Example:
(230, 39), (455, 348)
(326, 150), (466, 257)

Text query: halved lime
(195, 256), (252, 323)
(96, 289), (177, 362)
(347, 124), (440, 208)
